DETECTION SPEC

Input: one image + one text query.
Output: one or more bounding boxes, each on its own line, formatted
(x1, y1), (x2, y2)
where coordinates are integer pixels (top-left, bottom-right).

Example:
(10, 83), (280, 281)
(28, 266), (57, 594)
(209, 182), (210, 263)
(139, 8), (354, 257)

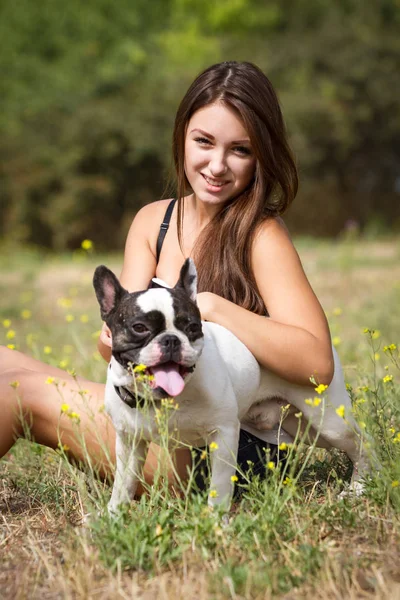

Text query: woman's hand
(99, 322), (112, 348)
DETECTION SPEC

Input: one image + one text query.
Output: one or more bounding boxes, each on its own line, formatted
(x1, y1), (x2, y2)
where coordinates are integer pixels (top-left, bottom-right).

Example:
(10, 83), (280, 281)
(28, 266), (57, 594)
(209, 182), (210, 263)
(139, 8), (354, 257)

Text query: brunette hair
(172, 61), (298, 315)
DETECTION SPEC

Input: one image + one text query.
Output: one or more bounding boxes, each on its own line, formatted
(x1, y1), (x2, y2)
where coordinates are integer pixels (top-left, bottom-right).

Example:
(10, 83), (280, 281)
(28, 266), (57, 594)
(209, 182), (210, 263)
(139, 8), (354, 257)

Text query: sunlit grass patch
(1, 237), (400, 598)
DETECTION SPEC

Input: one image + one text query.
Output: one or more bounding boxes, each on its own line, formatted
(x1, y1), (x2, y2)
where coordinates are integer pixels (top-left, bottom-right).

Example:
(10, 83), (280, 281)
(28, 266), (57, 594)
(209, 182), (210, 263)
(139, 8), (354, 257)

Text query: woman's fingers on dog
(100, 323), (112, 347)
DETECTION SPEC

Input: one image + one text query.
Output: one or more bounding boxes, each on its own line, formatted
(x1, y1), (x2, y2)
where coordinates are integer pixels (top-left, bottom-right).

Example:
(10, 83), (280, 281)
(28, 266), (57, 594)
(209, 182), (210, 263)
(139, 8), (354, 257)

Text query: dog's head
(93, 259), (204, 398)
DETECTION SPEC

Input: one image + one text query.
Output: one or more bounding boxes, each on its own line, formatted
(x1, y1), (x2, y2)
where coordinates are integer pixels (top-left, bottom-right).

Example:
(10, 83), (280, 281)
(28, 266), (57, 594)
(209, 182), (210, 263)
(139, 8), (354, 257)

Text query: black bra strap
(156, 198), (176, 262)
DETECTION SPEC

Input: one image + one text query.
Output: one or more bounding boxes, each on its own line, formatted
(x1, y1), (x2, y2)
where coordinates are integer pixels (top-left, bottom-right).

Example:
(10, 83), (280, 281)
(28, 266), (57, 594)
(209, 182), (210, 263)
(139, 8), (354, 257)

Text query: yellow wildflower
(69, 411), (80, 422)
(133, 363), (147, 373)
(21, 309), (32, 320)
(267, 461), (275, 470)
(2, 319), (11, 328)
(305, 398), (313, 406)
(313, 397), (322, 407)
(9, 381), (20, 389)
(209, 442), (219, 452)
(43, 346), (52, 355)
(283, 477), (292, 486)
(57, 443), (70, 452)
(81, 239), (93, 251)
(371, 330), (381, 340)
(374, 353), (380, 361)
(45, 376), (55, 385)
(61, 403), (70, 413)
(65, 314), (74, 323)
(7, 344), (15, 350)
(200, 450), (207, 460)
(383, 343), (397, 352)
(332, 336), (341, 347)
(231, 475), (238, 482)
(391, 481), (399, 488)
(57, 297), (73, 308)
(359, 421), (366, 429)
(336, 405), (345, 418)
(209, 489), (218, 498)
(383, 375), (393, 384)
(58, 359), (69, 369)
(363, 328), (370, 334)
(279, 443), (288, 451)
(6, 330), (16, 340)
(315, 384), (328, 394)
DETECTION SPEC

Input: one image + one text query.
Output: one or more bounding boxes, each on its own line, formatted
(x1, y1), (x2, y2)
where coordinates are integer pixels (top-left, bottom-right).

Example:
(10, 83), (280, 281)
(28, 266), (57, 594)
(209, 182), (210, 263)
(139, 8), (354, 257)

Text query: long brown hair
(172, 61), (298, 315)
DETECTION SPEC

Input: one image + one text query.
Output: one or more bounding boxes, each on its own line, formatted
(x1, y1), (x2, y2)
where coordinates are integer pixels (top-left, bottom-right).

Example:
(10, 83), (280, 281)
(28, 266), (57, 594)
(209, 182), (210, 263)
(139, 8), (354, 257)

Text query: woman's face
(184, 102), (256, 208)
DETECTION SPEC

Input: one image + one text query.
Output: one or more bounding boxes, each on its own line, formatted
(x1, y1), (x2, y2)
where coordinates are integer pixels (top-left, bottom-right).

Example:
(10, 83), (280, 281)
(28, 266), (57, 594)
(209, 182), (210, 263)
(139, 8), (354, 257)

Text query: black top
(156, 198), (177, 262)
(150, 198), (176, 289)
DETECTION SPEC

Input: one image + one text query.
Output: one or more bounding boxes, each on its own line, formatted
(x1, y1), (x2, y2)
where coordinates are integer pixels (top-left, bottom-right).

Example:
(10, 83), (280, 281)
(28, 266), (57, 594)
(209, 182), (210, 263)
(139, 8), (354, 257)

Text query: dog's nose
(160, 334), (181, 351)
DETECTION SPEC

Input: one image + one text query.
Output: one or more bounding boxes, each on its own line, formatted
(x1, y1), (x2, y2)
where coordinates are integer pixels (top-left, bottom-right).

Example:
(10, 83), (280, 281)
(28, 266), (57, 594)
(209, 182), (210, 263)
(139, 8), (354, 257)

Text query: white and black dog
(93, 259), (371, 514)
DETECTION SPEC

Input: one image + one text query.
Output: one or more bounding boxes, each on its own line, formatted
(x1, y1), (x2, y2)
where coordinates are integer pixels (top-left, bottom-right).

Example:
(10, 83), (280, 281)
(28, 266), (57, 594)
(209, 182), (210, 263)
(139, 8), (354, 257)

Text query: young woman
(0, 61), (333, 490)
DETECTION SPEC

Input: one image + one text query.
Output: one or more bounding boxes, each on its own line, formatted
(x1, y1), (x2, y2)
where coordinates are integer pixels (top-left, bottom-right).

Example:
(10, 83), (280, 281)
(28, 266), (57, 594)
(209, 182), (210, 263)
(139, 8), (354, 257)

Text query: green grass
(1, 237), (400, 599)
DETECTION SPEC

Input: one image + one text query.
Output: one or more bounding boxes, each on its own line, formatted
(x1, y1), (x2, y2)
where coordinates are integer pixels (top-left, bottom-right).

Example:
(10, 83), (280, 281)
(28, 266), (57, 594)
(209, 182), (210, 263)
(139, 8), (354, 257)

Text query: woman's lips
(202, 174), (229, 192)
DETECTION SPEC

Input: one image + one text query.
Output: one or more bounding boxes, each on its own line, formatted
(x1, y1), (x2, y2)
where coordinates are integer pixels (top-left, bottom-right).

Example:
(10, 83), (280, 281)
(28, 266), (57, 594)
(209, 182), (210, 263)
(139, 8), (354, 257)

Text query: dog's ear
(93, 266), (128, 321)
(175, 258), (197, 302)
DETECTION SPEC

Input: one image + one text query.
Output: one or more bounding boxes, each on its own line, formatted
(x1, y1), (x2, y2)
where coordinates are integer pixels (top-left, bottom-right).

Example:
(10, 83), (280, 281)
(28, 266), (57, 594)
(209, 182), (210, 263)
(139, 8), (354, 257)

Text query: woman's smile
(184, 102), (256, 207)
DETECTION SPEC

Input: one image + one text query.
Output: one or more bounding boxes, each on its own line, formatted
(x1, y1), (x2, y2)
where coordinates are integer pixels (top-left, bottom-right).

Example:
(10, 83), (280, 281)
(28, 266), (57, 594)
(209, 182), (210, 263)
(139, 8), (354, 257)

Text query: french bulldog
(93, 259), (371, 514)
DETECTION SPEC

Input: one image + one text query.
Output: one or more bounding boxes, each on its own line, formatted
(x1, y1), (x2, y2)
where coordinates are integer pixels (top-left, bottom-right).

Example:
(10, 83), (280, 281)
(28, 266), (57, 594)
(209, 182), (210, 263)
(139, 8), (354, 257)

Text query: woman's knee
(0, 345), (18, 371)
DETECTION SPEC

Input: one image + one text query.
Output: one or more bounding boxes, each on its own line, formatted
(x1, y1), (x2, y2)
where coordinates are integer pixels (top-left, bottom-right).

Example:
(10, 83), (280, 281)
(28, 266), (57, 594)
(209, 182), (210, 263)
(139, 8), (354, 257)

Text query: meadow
(1, 236), (400, 599)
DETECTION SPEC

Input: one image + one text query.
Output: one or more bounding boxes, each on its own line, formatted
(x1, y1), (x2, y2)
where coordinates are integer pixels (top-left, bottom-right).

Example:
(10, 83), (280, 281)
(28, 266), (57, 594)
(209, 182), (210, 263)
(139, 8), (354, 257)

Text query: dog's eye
(132, 323), (148, 334)
(186, 323), (201, 335)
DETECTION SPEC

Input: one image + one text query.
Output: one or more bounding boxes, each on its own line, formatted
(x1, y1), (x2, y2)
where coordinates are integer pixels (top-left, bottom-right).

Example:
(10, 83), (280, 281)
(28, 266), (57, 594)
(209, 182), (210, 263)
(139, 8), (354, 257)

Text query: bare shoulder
(126, 198), (175, 250)
(253, 216), (298, 262)
(252, 217), (330, 340)
(131, 198), (174, 230)
(120, 198), (175, 292)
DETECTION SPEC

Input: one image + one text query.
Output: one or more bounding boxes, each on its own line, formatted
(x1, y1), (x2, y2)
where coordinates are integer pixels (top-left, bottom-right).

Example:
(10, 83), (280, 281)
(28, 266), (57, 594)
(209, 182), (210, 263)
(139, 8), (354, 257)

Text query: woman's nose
(209, 151), (228, 176)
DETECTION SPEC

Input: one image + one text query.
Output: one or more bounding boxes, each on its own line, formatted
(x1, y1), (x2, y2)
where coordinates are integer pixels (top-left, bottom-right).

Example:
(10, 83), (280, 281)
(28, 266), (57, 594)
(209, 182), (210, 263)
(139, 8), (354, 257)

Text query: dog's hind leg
(108, 433), (147, 515)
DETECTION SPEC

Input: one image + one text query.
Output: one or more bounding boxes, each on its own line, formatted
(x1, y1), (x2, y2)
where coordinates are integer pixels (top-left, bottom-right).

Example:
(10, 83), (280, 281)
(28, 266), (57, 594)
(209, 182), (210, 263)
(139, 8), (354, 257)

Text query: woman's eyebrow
(190, 128), (251, 145)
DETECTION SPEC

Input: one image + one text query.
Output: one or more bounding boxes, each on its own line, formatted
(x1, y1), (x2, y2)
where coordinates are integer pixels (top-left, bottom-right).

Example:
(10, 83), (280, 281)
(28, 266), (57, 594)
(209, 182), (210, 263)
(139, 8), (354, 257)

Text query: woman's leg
(0, 346), (191, 488)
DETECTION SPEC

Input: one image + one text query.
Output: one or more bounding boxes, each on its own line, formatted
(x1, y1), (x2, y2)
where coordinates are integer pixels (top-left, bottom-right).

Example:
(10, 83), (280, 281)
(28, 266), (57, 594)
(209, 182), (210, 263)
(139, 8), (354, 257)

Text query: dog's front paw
(107, 500), (122, 518)
(338, 480), (365, 499)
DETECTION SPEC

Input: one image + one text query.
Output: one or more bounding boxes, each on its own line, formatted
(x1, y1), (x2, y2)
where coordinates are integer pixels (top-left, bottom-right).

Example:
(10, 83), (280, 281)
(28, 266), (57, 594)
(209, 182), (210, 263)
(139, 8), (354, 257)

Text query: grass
(1, 236), (400, 599)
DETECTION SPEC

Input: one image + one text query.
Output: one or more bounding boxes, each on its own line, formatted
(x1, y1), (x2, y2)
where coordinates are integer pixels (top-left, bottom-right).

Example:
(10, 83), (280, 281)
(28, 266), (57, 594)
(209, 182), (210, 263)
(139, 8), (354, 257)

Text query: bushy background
(1, 0), (400, 249)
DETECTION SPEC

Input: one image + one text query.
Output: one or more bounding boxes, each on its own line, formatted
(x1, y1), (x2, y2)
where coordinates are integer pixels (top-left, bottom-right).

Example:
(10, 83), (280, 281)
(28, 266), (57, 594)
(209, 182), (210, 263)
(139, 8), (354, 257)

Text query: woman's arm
(97, 201), (165, 361)
(197, 219), (334, 386)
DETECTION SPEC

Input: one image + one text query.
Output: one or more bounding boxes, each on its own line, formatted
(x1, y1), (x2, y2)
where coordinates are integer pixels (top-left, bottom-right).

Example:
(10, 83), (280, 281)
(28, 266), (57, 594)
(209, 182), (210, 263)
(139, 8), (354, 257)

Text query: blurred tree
(0, 0), (399, 247)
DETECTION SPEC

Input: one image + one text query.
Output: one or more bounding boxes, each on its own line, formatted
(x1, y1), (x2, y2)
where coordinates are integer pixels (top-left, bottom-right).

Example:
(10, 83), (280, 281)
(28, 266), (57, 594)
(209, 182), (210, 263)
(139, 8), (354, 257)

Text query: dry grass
(1, 236), (400, 599)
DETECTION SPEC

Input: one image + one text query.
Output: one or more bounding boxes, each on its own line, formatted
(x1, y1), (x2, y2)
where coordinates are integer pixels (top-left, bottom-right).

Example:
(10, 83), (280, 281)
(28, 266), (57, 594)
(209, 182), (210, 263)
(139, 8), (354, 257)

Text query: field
(1, 236), (400, 599)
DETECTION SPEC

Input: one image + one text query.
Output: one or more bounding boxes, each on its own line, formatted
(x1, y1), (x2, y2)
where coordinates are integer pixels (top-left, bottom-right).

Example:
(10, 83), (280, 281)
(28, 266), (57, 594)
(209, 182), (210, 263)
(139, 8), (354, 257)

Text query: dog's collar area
(113, 385), (143, 409)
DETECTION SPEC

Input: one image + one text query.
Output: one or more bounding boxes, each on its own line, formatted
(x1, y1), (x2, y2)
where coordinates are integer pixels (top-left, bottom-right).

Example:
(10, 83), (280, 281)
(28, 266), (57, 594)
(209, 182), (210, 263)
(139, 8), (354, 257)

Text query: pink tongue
(150, 363), (185, 397)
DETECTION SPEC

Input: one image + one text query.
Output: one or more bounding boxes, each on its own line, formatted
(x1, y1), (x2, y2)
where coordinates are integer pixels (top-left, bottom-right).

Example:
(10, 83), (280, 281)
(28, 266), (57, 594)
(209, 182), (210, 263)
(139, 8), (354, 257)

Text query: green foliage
(0, 0), (400, 247)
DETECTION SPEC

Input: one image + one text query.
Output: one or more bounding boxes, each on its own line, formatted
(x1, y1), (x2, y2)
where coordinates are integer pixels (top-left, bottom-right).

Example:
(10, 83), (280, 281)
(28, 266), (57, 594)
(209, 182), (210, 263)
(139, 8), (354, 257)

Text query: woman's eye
(194, 136), (211, 146)
(132, 323), (148, 334)
(234, 145), (251, 156)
